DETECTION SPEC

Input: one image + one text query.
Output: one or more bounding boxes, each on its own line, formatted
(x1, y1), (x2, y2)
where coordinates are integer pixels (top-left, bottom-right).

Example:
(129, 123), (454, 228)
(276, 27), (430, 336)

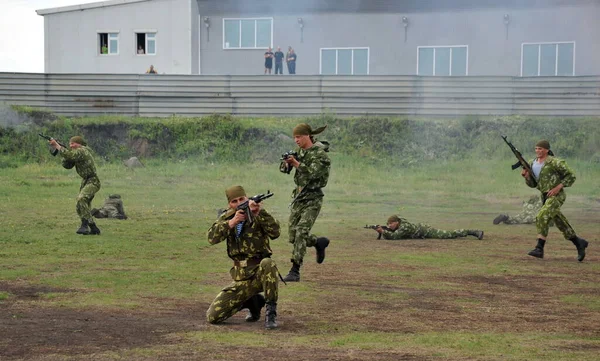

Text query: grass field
(1, 156), (599, 360)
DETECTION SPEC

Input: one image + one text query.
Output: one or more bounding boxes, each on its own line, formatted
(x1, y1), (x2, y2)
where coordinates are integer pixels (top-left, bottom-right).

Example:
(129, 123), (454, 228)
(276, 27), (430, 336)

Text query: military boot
(76, 219), (90, 235)
(89, 222), (101, 235)
(264, 302), (278, 329)
(569, 236), (588, 262)
(468, 230), (484, 240)
(315, 237), (330, 264)
(243, 294), (266, 322)
(493, 214), (509, 225)
(527, 238), (545, 259)
(282, 262), (301, 282)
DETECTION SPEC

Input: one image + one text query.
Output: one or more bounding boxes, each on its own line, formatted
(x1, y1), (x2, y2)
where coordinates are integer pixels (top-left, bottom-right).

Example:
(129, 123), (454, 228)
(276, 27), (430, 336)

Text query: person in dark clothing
(274, 47), (284, 75)
(286, 47), (297, 74)
(264, 47), (274, 75)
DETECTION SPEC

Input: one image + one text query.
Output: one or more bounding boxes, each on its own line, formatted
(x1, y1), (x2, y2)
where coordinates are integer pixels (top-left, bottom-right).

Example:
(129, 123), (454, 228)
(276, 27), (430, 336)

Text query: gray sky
(0, 0), (100, 73)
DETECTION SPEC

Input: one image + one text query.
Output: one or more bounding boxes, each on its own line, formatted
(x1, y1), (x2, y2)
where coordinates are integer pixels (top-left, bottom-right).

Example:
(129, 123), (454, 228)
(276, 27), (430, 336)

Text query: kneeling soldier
(206, 186), (281, 329)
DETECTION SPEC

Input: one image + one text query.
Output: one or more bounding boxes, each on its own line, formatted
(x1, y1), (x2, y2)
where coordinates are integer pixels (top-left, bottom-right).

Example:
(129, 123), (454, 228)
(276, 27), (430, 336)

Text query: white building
(37, 0), (600, 76)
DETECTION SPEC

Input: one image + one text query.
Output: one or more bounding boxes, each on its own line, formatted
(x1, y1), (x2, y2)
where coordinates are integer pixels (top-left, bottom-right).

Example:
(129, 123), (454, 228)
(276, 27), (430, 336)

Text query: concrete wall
(1, 73), (599, 117)
(42, 0), (192, 74)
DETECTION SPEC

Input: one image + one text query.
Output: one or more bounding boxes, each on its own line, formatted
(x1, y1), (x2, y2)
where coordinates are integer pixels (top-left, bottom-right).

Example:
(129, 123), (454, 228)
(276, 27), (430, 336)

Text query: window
(521, 42), (575, 76)
(417, 46), (468, 76)
(136, 32), (156, 55)
(98, 33), (119, 55)
(320, 48), (369, 75)
(223, 18), (272, 49)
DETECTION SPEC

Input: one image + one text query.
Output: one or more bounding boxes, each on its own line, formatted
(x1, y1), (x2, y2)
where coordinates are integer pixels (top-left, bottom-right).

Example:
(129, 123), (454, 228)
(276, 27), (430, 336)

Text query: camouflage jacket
(292, 145), (331, 202)
(526, 156), (575, 199)
(380, 218), (423, 240)
(207, 209), (280, 281)
(60, 146), (98, 180)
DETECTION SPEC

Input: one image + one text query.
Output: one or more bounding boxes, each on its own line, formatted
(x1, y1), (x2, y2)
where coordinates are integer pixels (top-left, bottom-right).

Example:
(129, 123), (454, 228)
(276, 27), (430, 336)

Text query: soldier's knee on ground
(206, 309), (224, 324)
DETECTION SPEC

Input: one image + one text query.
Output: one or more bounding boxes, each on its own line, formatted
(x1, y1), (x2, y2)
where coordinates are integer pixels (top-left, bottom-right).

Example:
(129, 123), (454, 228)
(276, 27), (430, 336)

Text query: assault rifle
(501, 135), (537, 187)
(364, 224), (392, 240)
(279, 150), (298, 174)
(39, 133), (67, 156)
(224, 190), (274, 224)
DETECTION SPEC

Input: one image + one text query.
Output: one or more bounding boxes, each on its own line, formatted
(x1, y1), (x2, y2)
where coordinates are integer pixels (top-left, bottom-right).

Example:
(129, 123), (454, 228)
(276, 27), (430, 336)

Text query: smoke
(0, 103), (28, 128)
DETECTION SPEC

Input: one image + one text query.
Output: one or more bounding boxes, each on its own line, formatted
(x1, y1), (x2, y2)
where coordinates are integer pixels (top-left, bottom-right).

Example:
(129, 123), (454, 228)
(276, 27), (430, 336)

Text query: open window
(136, 32), (156, 55)
(99, 33), (119, 55)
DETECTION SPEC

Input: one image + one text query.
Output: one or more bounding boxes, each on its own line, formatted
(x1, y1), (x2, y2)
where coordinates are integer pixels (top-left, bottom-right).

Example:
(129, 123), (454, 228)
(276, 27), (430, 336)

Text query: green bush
(1, 108), (599, 166)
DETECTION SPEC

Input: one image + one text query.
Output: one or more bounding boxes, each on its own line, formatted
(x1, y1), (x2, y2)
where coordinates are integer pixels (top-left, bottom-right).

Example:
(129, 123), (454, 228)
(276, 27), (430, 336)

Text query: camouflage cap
(69, 136), (87, 146)
(292, 123), (327, 136)
(225, 185), (246, 202)
(387, 215), (401, 223)
(535, 140), (550, 150)
(108, 194), (122, 199)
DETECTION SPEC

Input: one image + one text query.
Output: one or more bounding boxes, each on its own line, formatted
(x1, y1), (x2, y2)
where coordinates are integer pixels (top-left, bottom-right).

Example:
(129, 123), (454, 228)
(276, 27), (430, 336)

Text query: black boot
(243, 294), (265, 322)
(315, 237), (330, 264)
(76, 219), (90, 235)
(468, 230), (484, 240)
(528, 238), (545, 258)
(569, 236), (588, 262)
(264, 302), (278, 329)
(282, 262), (301, 282)
(493, 214), (509, 225)
(89, 222), (101, 235)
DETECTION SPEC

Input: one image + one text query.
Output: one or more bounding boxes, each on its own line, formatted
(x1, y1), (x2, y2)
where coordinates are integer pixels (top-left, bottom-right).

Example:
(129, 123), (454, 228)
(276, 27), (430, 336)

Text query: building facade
(37, 0), (600, 76)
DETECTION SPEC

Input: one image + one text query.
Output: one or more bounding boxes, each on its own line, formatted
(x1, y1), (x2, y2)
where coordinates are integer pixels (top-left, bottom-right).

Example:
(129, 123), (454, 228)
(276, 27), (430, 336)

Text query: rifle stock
(501, 135), (538, 187)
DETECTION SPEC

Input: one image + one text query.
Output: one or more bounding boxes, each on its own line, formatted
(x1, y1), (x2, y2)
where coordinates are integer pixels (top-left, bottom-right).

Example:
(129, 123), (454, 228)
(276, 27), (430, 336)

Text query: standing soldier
(520, 140), (588, 261)
(373, 215), (484, 240)
(48, 136), (101, 235)
(281, 123), (331, 282)
(206, 186), (281, 329)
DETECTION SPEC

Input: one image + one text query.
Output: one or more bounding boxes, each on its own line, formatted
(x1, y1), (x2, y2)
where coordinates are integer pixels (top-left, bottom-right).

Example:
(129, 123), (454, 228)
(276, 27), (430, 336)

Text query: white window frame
(98, 31), (119, 56)
(520, 41), (576, 76)
(222, 18), (273, 49)
(416, 45), (469, 76)
(135, 30), (157, 55)
(319, 47), (370, 75)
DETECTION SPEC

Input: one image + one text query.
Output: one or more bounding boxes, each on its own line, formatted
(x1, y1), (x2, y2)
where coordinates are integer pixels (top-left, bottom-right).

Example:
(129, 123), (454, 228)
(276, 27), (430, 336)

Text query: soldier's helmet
(108, 194), (122, 199)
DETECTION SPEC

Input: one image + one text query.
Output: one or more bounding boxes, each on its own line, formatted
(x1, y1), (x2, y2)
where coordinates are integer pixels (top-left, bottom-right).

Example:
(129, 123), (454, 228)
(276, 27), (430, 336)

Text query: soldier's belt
(233, 257), (263, 268)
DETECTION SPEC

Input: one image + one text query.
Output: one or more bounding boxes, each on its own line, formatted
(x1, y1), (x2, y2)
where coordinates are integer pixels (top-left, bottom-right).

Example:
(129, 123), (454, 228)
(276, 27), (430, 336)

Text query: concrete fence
(1, 73), (599, 117)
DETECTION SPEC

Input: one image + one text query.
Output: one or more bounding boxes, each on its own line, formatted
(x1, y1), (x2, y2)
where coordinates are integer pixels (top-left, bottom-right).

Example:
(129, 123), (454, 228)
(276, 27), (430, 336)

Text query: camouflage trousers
(417, 226), (473, 239)
(288, 197), (323, 265)
(505, 214), (536, 224)
(206, 258), (278, 324)
(77, 177), (100, 223)
(536, 195), (575, 239)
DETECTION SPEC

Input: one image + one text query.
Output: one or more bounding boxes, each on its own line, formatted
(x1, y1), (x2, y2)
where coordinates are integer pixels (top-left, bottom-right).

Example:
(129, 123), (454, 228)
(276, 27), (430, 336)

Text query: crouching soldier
(92, 194), (128, 220)
(206, 185), (281, 329)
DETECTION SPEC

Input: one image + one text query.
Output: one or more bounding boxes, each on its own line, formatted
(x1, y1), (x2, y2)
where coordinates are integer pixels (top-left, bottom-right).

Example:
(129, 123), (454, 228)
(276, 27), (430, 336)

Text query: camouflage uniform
(60, 145), (100, 224)
(288, 145), (331, 264)
(525, 156), (576, 239)
(382, 218), (481, 240)
(504, 195), (543, 224)
(92, 194), (127, 219)
(206, 209), (280, 324)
